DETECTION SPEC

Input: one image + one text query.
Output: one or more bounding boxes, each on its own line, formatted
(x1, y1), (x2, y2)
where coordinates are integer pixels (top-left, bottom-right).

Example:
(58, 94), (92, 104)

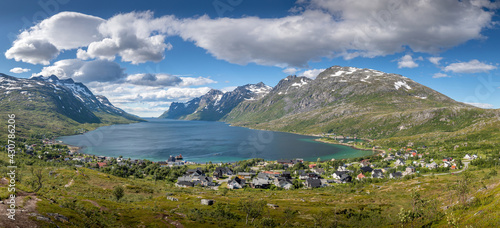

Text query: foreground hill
(161, 66), (498, 139)
(0, 73), (143, 138)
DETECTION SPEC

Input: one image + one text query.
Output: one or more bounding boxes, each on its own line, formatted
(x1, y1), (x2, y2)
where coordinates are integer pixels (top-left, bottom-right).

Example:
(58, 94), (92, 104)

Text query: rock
(201, 199), (214, 205)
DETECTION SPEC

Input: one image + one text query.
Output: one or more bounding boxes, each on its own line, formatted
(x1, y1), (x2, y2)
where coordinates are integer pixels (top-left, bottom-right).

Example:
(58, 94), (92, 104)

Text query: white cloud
(432, 73), (450, 78)
(5, 12), (104, 65)
(6, 11), (175, 65)
(34, 59), (126, 83)
(398, 55), (420, 68)
(428, 57), (443, 65)
(179, 76), (217, 87)
(79, 12), (176, 64)
(174, 0), (496, 67)
(9, 67), (31, 74)
(221, 86), (237, 92)
(464, 102), (494, 109)
(443, 59), (497, 73)
(300, 68), (325, 79)
(6, 1), (497, 67)
(283, 68), (299, 75)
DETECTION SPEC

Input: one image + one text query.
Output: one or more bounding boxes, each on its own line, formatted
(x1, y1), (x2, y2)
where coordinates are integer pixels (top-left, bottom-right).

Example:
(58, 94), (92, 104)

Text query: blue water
(58, 118), (372, 163)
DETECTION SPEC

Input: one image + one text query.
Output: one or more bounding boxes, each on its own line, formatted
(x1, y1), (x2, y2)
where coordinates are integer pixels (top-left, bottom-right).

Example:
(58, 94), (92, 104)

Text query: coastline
(314, 138), (385, 156)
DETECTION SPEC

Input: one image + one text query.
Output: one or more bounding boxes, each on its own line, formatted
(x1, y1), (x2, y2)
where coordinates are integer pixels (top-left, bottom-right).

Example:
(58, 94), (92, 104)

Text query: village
(9, 138), (479, 191)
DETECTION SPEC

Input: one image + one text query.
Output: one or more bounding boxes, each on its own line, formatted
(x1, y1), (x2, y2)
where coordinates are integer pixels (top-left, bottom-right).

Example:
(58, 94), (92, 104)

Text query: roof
(305, 178), (321, 187)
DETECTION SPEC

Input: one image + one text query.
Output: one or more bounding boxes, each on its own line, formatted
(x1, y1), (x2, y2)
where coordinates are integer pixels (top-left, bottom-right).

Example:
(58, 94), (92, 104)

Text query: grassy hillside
(0, 153), (498, 227)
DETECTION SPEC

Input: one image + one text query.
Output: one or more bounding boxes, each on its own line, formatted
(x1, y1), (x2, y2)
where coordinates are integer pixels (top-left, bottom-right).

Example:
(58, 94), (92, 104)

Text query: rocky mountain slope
(161, 66), (498, 139)
(0, 73), (143, 138)
(159, 82), (272, 120)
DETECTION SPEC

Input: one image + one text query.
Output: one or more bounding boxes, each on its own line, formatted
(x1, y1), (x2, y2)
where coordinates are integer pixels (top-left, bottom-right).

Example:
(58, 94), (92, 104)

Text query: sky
(1, 0), (499, 117)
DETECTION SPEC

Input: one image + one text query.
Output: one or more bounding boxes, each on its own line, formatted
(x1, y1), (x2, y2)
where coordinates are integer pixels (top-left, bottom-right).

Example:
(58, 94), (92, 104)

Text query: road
(423, 160), (470, 177)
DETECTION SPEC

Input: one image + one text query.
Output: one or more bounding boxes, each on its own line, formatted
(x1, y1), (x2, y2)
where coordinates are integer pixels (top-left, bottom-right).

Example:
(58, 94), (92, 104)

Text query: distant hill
(160, 66), (498, 139)
(0, 73), (144, 138)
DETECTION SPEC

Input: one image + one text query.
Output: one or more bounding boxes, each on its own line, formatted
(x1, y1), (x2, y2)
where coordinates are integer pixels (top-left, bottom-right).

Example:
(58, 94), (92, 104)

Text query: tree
(455, 171), (474, 205)
(31, 168), (43, 192)
(113, 185), (125, 201)
(238, 199), (266, 224)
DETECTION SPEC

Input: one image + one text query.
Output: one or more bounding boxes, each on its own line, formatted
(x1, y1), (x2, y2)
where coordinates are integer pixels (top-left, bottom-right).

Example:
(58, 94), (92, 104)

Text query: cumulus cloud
(78, 12), (175, 64)
(9, 67), (31, 74)
(443, 59), (497, 73)
(126, 73), (182, 87)
(6, 1), (497, 67)
(397, 55), (422, 68)
(35, 59), (126, 83)
(464, 102), (494, 109)
(174, 0), (496, 67)
(300, 68), (326, 79)
(5, 12), (104, 65)
(432, 73), (450, 78)
(6, 11), (174, 65)
(283, 68), (299, 75)
(428, 57), (443, 65)
(179, 76), (217, 87)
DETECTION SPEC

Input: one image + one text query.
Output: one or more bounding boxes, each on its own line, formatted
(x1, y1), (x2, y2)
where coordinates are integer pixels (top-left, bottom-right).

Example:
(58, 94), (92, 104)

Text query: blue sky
(1, 0), (499, 117)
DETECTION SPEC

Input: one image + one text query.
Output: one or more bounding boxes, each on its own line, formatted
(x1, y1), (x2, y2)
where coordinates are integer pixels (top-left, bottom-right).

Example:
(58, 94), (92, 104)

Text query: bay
(58, 118), (373, 163)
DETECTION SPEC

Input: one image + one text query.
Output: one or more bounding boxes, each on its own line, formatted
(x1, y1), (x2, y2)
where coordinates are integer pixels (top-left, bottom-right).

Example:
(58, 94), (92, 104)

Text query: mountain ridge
(0, 73), (144, 138)
(160, 66), (495, 139)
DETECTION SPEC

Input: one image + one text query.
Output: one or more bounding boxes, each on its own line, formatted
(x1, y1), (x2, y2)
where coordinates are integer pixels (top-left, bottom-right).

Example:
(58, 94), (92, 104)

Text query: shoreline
(314, 138), (385, 156)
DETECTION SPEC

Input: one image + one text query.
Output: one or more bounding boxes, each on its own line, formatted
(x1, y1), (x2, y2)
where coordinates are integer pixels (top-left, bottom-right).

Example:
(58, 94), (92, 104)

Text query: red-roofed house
(357, 173), (366, 180)
(309, 164), (317, 169)
(97, 162), (107, 168)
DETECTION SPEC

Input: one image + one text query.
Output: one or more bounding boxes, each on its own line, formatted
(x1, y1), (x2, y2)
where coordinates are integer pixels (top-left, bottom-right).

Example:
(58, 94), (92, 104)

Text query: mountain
(159, 82), (272, 121)
(0, 73), (143, 138)
(161, 66), (497, 139)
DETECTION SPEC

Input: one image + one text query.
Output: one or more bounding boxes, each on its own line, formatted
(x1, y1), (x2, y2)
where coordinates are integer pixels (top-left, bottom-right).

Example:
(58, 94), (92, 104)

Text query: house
(167, 156), (176, 162)
(340, 174), (352, 183)
(176, 181), (194, 188)
(97, 162), (107, 168)
(281, 171), (292, 179)
(426, 162), (437, 169)
(357, 173), (366, 180)
(213, 167), (233, 179)
(443, 157), (453, 162)
(313, 168), (325, 175)
(227, 177), (246, 189)
(332, 171), (349, 180)
(337, 166), (348, 172)
(262, 171), (280, 178)
(463, 154), (472, 160)
(384, 156), (395, 161)
(305, 178), (322, 188)
(394, 158), (406, 167)
(405, 166), (416, 174)
(390, 172), (403, 179)
(360, 166), (373, 173)
(237, 171), (255, 179)
(309, 164), (317, 169)
(274, 177), (293, 190)
(372, 169), (384, 178)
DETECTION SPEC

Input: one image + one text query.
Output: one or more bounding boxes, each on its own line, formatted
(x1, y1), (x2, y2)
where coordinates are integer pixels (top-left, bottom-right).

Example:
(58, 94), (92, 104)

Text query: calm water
(58, 118), (372, 163)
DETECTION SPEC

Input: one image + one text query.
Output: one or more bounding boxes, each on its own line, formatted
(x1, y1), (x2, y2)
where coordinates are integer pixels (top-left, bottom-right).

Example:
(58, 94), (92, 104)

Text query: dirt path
(64, 179), (74, 188)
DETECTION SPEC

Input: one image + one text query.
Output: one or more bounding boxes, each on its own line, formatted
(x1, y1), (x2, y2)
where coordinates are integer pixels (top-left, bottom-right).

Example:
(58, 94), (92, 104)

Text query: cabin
(390, 172), (403, 179)
(371, 169), (384, 178)
(394, 158), (406, 167)
(305, 178), (322, 188)
(227, 177), (246, 189)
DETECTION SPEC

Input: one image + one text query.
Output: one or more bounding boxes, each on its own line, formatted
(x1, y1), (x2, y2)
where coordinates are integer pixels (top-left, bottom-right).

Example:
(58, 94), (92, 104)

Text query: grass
(1, 153), (498, 227)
